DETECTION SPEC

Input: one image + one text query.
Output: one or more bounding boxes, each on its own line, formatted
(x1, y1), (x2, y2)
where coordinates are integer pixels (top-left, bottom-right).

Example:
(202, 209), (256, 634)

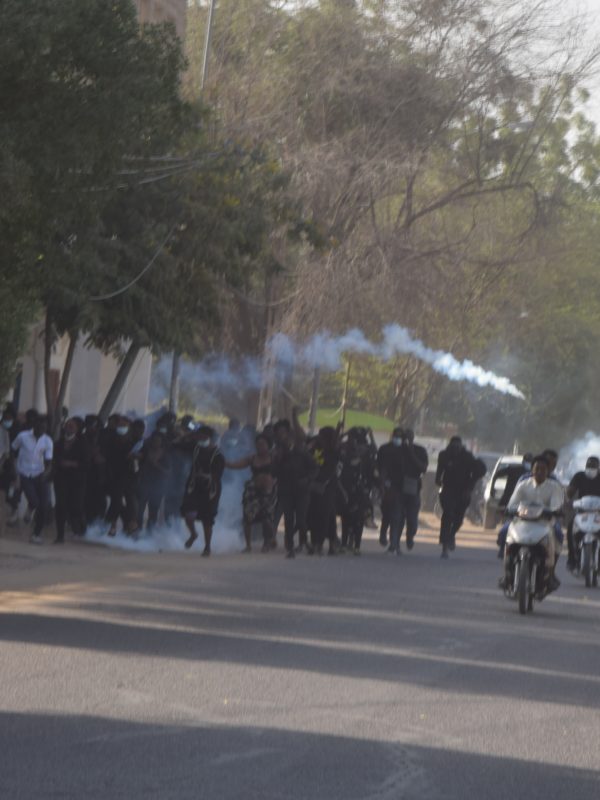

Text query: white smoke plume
(270, 324), (525, 399)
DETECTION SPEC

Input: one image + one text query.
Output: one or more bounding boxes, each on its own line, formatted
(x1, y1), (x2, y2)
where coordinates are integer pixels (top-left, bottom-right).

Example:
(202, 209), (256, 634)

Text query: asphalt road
(1, 516), (600, 799)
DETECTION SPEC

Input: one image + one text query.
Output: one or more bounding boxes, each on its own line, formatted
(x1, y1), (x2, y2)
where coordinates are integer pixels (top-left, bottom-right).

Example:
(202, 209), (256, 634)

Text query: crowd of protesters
(0, 402), (488, 558)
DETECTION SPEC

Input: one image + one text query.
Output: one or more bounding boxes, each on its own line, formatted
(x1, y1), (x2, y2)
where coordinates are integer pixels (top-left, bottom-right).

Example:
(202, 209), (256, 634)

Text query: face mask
(117, 427), (129, 436)
(392, 437), (402, 446)
(197, 439), (210, 448)
(158, 427), (167, 434)
(523, 462), (532, 471)
(2, 420), (13, 430)
(586, 468), (599, 479)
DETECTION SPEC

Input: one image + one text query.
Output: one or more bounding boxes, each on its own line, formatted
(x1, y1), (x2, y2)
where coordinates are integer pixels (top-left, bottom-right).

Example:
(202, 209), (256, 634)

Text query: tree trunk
(43, 311), (54, 419)
(98, 342), (142, 422)
(168, 350), (181, 414)
(51, 331), (77, 437)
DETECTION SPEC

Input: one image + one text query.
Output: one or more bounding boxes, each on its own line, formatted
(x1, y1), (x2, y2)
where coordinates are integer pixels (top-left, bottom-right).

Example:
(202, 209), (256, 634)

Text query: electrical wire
(89, 225), (176, 302)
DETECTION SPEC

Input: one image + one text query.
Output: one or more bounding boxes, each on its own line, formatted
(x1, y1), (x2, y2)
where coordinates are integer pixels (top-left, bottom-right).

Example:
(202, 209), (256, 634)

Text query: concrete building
(13, 326), (153, 418)
(134, 0), (187, 38)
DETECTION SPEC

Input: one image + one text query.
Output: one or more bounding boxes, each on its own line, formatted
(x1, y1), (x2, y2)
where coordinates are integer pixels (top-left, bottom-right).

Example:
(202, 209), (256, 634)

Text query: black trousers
(439, 490), (469, 547)
(20, 474), (49, 537)
(341, 509), (364, 549)
(55, 474), (86, 540)
(279, 489), (309, 552)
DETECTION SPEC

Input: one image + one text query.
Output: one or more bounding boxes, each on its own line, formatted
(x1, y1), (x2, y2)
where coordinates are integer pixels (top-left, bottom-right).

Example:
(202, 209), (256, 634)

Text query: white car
(483, 454), (526, 529)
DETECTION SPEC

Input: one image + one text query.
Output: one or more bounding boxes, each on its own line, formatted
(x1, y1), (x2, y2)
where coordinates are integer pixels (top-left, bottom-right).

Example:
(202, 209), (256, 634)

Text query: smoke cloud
(559, 432), (600, 482)
(271, 324), (525, 399)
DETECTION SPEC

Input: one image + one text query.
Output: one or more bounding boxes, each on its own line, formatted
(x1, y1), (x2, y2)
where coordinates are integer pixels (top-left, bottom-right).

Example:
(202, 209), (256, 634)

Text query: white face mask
(523, 461), (532, 471)
(585, 468), (599, 479)
(392, 437), (402, 447)
(2, 419), (13, 430)
(197, 439), (210, 448)
(158, 427), (167, 434)
(117, 426), (129, 436)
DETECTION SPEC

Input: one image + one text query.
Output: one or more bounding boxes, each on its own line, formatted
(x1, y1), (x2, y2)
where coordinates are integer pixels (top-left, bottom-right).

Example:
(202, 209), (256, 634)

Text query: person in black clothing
(338, 428), (370, 555)
(308, 426), (340, 556)
(396, 428), (429, 551)
(83, 415), (107, 525)
(163, 415), (195, 523)
(137, 428), (170, 530)
(565, 456), (600, 571)
(53, 418), (87, 543)
(181, 425), (225, 556)
(273, 419), (317, 556)
(435, 436), (487, 558)
(0, 404), (20, 524)
(105, 416), (136, 536)
(377, 428), (405, 555)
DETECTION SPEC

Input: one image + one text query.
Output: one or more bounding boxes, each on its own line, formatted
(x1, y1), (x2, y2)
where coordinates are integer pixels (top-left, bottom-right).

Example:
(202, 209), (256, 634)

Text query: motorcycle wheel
(583, 543), (593, 589)
(517, 556), (530, 615)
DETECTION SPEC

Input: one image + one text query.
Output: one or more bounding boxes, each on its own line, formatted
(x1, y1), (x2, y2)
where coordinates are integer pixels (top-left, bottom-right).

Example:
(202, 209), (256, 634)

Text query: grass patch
(297, 408), (394, 432)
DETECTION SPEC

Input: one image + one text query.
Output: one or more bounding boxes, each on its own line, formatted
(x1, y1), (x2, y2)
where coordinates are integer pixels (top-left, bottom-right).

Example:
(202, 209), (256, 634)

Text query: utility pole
(168, 0), (218, 415)
(308, 366), (321, 435)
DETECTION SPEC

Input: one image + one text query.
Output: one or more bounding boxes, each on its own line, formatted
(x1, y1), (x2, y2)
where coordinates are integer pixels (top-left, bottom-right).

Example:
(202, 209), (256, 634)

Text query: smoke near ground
(83, 469), (248, 555)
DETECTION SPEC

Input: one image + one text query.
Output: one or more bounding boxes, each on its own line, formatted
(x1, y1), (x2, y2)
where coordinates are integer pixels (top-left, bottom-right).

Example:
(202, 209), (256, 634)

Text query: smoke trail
(271, 324), (525, 399)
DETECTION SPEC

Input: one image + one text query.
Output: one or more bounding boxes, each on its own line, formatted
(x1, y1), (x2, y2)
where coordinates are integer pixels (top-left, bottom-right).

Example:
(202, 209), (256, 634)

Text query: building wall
(14, 326), (152, 420)
(133, 0), (187, 38)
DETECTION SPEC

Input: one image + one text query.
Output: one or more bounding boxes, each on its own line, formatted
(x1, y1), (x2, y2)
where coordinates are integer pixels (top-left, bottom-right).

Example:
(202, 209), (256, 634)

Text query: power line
(89, 225), (176, 302)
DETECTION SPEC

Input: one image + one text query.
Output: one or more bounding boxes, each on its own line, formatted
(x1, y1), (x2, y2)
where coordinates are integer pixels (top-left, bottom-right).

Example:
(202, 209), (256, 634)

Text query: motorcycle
(501, 503), (556, 614)
(572, 495), (600, 588)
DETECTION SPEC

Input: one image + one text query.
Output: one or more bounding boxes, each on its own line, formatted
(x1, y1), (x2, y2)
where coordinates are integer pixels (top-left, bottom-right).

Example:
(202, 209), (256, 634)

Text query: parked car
(483, 454), (526, 529)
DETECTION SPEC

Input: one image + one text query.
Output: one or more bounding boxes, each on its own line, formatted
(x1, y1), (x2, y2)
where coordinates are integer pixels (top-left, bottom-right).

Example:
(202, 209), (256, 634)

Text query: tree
(0, 0), (188, 428)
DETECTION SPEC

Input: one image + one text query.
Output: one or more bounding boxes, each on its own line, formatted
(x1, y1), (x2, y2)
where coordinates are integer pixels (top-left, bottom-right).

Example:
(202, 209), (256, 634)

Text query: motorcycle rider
(565, 456), (600, 572)
(504, 454), (564, 591)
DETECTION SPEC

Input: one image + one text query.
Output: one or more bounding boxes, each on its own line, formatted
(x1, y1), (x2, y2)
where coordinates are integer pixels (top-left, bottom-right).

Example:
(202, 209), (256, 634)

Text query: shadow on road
(1, 711), (598, 800)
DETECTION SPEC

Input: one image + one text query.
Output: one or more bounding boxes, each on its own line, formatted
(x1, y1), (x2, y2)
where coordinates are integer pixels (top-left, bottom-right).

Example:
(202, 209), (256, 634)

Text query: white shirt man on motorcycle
(507, 455), (564, 583)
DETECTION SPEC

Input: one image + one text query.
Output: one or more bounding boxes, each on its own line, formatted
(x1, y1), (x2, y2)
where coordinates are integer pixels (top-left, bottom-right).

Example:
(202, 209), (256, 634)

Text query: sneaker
(201, 546), (211, 557)
(566, 560), (576, 573)
(29, 534), (43, 545)
(184, 532), (199, 550)
(548, 574), (561, 592)
(285, 550), (295, 559)
(353, 547), (361, 556)
(406, 539), (414, 551)
(379, 533), (388, 547)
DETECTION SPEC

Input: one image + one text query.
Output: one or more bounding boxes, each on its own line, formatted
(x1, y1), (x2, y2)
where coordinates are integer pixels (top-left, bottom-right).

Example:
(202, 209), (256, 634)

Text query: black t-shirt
(436, 447), (486, 494)
(377, 442), (404, 492)
(568, 471), (600, 499)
